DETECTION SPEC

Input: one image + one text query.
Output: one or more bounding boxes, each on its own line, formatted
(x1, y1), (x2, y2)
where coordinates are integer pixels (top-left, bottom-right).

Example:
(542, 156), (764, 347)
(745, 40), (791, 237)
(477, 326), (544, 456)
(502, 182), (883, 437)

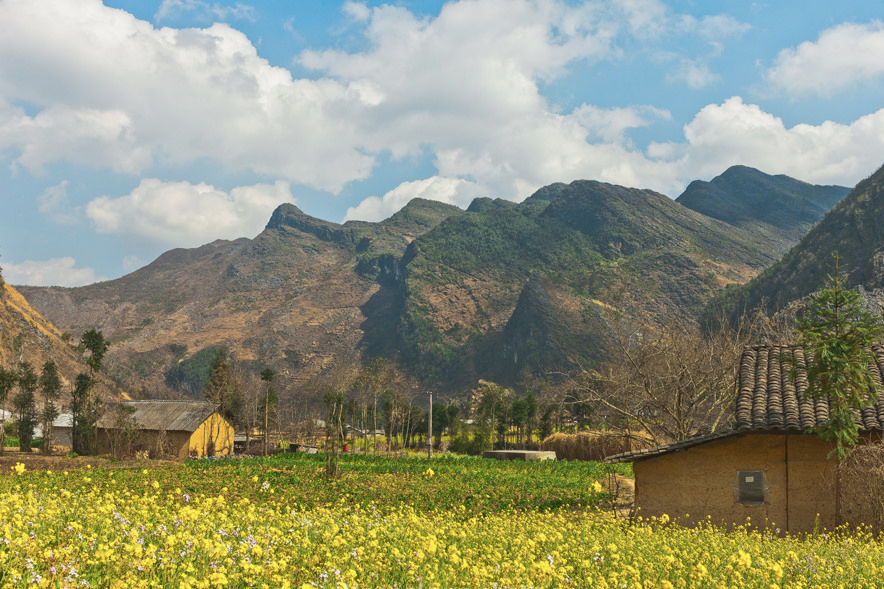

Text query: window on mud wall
(734, 470), (769, 505)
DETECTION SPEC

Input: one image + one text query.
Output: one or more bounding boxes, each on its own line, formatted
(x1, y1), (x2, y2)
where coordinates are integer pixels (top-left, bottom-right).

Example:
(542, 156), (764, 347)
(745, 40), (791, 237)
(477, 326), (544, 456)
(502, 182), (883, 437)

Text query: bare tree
(574, 308), (770, 445)
(307, 361), (357, 477)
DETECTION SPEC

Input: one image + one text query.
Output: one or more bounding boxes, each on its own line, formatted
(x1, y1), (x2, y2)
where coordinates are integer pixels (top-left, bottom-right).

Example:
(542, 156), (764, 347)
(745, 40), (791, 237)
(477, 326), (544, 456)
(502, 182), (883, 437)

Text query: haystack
(540, 431), (653, 461)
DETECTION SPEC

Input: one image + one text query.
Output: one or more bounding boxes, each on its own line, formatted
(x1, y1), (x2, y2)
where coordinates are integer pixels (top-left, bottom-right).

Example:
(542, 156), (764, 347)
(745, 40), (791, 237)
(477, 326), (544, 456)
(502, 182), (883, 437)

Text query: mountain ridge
(16, 167), (848, 395)
(712, 163), (884, 318)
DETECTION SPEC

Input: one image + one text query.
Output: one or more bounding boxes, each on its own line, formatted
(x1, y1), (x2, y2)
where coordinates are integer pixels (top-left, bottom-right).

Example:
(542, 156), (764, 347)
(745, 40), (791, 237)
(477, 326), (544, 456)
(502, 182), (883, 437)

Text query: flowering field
(1, 454), (883, 588)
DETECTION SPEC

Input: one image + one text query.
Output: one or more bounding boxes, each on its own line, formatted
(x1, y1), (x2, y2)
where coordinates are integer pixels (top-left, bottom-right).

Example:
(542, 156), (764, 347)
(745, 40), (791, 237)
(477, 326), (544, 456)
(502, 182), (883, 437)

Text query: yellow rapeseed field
(0, 456), (882, 588)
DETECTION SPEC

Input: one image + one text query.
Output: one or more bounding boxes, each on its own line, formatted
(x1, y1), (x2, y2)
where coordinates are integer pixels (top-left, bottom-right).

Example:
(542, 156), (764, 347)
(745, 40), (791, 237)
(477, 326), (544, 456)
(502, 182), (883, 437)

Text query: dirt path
(0, 450), (169, 473)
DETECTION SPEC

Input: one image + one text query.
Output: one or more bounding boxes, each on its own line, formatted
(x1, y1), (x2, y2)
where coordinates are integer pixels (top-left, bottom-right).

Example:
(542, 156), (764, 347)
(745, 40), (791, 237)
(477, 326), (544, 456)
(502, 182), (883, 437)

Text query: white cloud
(344, 176), (484, 222)
(573, 104), (671, 144)
(649, 97), (884, 187)
(665, 59), (719, 89)
(0, 0), (372, 192)
(342, 1), (371, 22)
(37, 180), (80, 225)
(0, 0), (877, 224)
(679, 14), (750, 40)
(85, 179), (296, 248)
(614, 0), (669, 37)
(3, 257), (104, 287)
(766, 21), (884, 97)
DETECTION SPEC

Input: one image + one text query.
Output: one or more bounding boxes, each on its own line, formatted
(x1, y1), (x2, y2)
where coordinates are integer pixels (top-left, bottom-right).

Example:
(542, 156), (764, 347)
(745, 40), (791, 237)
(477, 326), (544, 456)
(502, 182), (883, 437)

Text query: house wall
(633, 433), (837, 533)
(188, 414), (234, 458)
(96, 428), (191, 460)
(50, 426), (72, 448)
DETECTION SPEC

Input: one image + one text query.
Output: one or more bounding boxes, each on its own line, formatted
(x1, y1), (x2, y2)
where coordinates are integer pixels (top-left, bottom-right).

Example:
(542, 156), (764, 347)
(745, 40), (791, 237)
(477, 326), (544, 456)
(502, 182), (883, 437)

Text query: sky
(2, 0), (884, 287)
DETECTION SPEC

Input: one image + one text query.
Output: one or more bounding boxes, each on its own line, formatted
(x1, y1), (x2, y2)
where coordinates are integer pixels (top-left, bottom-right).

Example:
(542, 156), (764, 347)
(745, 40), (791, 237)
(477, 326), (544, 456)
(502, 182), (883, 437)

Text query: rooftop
(606, 344), (884, 463)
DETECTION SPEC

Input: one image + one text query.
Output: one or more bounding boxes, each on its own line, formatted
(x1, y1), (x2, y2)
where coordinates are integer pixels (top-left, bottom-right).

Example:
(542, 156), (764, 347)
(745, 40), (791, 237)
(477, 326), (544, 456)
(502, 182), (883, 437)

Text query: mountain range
(715, 163), (884, 318)
(16, 165), (851, 397)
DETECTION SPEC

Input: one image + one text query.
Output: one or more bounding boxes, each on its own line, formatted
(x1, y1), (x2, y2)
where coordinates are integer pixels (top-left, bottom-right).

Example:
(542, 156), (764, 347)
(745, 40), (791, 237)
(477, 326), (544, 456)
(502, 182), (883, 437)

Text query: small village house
(606, 344), (884, 533)
(97, 400), (234, 460)
(47, 413), (74, 448)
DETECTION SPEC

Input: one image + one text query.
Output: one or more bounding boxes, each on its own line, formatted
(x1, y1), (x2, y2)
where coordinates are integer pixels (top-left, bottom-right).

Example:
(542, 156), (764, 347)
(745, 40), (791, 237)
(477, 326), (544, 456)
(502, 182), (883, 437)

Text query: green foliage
(0, 367), (15, 404)
(204, 348), (245, 428)
(80, 329), (109, 375)
(165, 345), (224, 397)
(791, 253), (884, 459)
(13, 362), (38, 452)
(72, 328), (108, 456)
(39, 360), (62, 454)
(714, 164), (884, 323)
(168, 343), (188, 358)
(71, 372), (103, 455)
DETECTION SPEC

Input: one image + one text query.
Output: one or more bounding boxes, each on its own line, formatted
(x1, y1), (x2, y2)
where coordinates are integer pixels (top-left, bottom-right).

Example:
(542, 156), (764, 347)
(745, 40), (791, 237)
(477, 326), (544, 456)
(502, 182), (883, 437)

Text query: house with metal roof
(96, 400), (234, 460)
(606, 344), (884, 533)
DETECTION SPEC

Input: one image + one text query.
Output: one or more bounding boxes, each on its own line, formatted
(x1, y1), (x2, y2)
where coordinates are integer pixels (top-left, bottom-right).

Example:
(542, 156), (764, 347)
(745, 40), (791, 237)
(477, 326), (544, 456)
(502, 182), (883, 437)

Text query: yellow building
(98, 400), (234, 460)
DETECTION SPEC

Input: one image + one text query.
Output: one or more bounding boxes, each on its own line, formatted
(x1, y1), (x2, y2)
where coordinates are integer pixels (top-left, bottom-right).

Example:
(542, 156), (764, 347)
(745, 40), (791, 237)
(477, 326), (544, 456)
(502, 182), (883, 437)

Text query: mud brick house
(606, 344), (884, 533)
(97, 400), (234, 460)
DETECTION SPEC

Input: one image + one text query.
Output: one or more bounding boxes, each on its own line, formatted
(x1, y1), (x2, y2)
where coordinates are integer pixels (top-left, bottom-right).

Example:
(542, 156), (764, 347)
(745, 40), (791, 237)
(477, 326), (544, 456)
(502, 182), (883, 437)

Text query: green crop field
(0, 454), (882, 588)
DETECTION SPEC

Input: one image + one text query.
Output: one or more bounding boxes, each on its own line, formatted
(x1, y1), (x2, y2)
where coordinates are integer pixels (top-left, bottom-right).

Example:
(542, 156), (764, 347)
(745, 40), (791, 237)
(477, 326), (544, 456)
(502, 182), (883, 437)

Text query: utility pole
(427, 391), (433, 459)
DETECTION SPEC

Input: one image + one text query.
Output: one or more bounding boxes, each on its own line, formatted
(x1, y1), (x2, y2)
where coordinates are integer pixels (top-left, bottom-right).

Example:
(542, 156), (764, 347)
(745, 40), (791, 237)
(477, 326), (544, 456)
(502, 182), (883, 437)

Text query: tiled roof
(736, 344), (884, 432)
(98, 400), (219, 433)
(606, 344), (884, 463)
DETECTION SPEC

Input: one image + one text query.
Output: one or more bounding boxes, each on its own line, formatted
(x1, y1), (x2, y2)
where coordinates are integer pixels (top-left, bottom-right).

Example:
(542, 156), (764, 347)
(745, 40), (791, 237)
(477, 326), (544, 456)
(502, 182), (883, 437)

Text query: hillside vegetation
(0, 282), (121, 400)
(714, 163), (884, 319)
(17, 167), (847, 396)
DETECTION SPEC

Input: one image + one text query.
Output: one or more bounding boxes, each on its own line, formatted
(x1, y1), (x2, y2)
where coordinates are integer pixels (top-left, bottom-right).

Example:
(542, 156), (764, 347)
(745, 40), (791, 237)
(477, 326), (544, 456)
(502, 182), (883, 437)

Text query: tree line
(0, 329), (108, 456)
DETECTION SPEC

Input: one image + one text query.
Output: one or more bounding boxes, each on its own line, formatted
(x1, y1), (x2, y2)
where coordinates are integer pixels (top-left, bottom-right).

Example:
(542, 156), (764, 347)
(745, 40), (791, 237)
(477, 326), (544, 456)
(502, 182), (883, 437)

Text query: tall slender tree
(792, 252), (884, 459)
(260, 367), (276, 456)
(204, 349), (245, 435)
(72, 329), (108, 455)
(0, 368), (15, 455)
(13, 362), (38, 452)
(39, 360), (62, 454)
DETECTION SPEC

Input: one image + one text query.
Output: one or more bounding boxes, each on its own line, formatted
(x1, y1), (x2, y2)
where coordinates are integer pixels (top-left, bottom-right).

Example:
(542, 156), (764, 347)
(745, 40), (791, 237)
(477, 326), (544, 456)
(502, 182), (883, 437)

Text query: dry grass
(842, 440), (884, 535)
(540, 430), (653, 461)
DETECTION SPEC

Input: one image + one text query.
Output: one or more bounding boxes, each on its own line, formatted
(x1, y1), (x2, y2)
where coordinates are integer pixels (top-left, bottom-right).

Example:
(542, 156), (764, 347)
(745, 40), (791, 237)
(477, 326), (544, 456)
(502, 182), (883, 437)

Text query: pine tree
(793, 253), (884, 459)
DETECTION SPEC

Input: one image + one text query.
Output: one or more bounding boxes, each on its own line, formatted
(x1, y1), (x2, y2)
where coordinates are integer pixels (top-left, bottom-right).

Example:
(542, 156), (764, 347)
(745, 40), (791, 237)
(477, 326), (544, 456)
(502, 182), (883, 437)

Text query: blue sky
(2, 0), (884, 286)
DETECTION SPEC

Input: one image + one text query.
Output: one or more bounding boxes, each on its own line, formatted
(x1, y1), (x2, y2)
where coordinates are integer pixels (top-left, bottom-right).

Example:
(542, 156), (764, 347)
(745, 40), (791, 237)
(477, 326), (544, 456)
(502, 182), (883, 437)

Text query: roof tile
(607, 344), (884, 463)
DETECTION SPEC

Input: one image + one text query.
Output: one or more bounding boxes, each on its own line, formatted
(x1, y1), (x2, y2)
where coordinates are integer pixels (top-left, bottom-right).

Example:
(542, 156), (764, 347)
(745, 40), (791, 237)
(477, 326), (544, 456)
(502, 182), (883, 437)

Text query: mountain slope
(677, 165), (848, 252)
(0, 283), (122, 400)
(18, 168), (844, 395)
(382, 179), (783, 386)
(713, 163), (884, 317)
(18, 198), (463, 397)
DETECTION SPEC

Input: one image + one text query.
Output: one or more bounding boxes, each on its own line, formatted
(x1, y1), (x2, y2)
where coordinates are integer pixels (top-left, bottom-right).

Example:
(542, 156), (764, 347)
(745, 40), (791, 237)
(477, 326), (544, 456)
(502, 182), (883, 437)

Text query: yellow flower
(591, 481), (603, 493)
(12, 462), (25, 475)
